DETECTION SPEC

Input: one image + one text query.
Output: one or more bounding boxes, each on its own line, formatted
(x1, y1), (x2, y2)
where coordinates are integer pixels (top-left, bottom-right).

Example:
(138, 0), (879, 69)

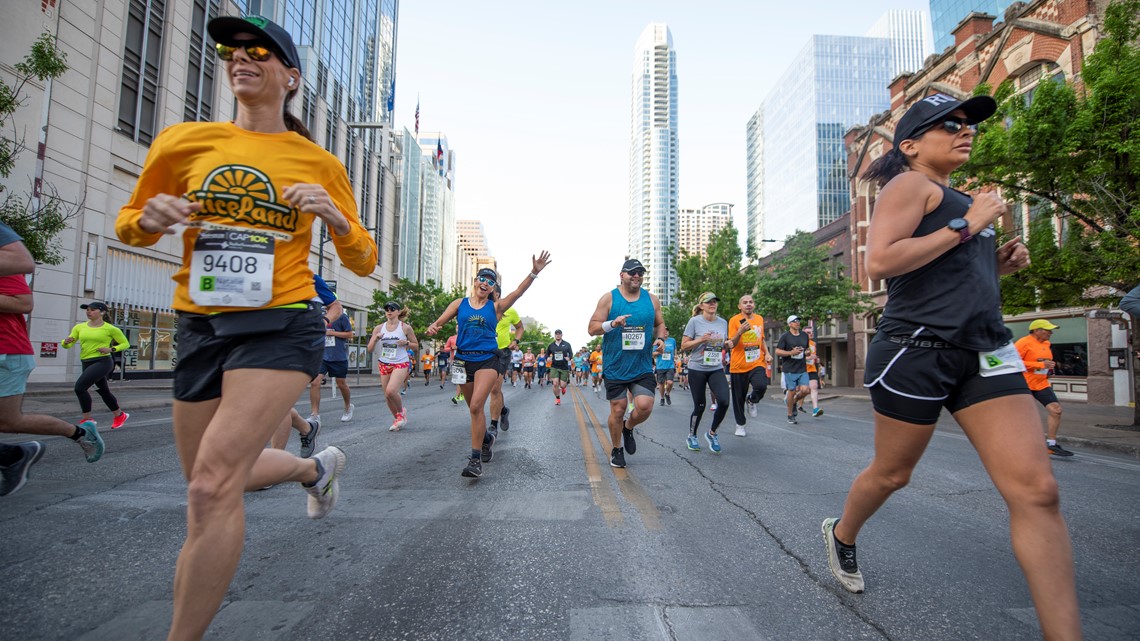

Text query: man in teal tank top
(587, 259), (665, 469)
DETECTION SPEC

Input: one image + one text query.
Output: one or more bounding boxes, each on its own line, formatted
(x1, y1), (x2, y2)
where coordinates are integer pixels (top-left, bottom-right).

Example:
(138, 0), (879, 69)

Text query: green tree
(752, 231), (873, 325)
(662, 299), (692, 343)
(369, 278), (464, 338)
(518, 319), (554, 351)
(674, 224), (754, 310)
(958, 0), (1140, 302)
(1, 33), (75, 264)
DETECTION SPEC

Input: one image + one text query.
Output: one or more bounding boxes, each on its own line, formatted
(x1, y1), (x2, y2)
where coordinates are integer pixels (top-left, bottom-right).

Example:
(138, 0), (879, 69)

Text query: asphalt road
(1, 378), (1138, 641)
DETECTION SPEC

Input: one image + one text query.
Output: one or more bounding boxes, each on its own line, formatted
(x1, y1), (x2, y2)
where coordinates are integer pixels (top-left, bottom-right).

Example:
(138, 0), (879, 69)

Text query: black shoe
(481, 432), (496, 463)
(665, 394), (671, 406)
(500, 406), (510, 431)
(622, 423), (637, 456)
(0, 441), (46, 497)
(787, 415), (797, 424)
(451, 396), (459, 405)
(610, 447), (626, 468)
(1048, 442), (1075, 457)
(660, 397), (666, 406)
(461, 457), (482, 478)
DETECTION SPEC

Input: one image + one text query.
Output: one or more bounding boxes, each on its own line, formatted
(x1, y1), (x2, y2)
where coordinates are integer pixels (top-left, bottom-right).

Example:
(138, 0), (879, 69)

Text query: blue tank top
(456, 298), (498, 362)
(602, 287), (655, 381)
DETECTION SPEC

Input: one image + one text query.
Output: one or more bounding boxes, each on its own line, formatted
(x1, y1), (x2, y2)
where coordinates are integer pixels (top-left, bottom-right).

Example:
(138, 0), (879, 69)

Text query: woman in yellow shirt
(114, 16), (376, 641)
(61, 302), (130, 428)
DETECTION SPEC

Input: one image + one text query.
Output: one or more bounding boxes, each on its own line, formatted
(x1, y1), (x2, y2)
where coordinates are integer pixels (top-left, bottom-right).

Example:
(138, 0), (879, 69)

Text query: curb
(1058, 436), (1140, 460)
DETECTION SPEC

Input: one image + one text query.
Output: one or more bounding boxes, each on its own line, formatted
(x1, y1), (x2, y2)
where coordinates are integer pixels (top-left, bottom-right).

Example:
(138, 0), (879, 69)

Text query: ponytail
(283, 88), (314, 142)
(862, 147), (911, 188)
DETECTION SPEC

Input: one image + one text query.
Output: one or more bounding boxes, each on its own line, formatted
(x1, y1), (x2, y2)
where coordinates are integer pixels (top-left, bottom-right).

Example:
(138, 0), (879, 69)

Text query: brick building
(843, 0), (1132, 406)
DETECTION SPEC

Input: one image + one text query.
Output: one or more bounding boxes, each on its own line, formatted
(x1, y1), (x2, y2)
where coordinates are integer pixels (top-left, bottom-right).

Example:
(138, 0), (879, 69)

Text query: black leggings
(730, 368), (769, 426)
(688, 368), (729, 435)
(76, 356), (118, 414)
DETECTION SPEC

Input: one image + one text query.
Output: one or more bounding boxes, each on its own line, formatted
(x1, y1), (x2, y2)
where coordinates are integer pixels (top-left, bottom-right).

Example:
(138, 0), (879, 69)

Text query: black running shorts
(605, 372), (657, 401)
(1032, 387), (1059, 407)
(864, 334), (1029, 425)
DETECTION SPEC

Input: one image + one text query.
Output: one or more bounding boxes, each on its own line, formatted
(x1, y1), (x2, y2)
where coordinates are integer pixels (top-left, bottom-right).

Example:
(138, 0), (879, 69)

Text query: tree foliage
(958, 0), (1140, 302)
(674, 224), (754, 314)
(369, 278), (465, 339)
(518, 319), (554, 352)
(1, 32), (76, 264)
(752, 231), (873, 325)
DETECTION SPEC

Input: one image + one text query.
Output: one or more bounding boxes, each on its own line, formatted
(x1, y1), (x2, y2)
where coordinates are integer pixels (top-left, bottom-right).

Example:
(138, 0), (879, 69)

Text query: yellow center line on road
(571, 384), (624, 527)
(573, 386), (662, 531)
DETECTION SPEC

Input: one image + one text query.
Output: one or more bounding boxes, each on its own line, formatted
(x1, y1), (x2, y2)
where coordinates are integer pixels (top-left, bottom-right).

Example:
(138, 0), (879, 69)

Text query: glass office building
(749, 35), (891, 251)
(929, 0), (1013, 51)
(628, 23), (679, 304)
(866, 10), (935, 77)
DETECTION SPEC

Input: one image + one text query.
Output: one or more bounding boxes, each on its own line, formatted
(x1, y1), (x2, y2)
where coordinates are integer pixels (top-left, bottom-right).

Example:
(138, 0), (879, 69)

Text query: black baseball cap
(621, 259), (645, 274)
(383, 301), (401, 312)
(81, 302), (109, 312)
(893, 93), (997, 145)
(555, 329), (563, 335)
(208, 15), (302, 71)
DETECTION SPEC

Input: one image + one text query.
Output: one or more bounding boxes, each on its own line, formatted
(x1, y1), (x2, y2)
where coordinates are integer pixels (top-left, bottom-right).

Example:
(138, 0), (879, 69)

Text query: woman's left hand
(532, 251), (552, 274)
(97, 347), (113, 354)
(284, 184), (349, 235)
(996, 237), (1030, 275)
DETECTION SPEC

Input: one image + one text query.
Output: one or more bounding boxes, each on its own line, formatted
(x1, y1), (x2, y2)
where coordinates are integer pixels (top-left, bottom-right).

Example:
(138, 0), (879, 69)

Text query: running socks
(302, 458), (326, 488)
(490, 419), (499, 429)
(69, 425), (85, 441)
(471, 448), (481, 460)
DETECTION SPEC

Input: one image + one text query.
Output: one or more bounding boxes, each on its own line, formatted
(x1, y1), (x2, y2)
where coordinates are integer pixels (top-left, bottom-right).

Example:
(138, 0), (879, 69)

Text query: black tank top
(876, 182), (1011, 351)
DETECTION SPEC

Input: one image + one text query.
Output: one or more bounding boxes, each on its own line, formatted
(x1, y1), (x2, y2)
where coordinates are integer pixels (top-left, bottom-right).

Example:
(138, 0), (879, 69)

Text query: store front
(1005, 316), (1089, 401)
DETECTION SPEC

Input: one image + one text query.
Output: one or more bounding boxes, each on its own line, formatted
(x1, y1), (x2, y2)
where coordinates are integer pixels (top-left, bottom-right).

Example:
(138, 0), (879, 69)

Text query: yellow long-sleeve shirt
(63, 322), (130, 361)
(116, 122), (377, 314)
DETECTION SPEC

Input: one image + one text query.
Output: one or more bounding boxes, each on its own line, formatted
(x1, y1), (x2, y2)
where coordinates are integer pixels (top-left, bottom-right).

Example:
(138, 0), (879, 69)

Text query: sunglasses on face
(216, 42), (276, 62)
(923, 117), (977, 136)
(384, 305), (400, 312)
(476, 276), (497, 287)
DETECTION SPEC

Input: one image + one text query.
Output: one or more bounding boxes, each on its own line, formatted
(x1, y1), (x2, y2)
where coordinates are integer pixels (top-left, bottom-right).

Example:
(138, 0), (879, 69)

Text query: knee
(185, 472), (242, 518)
(1047, 403), (1063, 418)
(1009, 472), (1061, 512)
(871, 466), (914, 493)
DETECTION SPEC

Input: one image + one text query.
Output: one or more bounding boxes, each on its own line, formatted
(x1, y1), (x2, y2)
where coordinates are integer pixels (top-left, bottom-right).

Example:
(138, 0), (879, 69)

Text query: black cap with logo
(893, 93), (997, 145)
(621, 259), (645, 274)
(208, 15), (303, 71)
(81, 302), (109, 312)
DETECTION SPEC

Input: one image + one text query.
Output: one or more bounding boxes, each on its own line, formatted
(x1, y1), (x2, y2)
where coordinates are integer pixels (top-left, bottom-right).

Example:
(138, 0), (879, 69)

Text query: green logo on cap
(244, 15), (268, 28)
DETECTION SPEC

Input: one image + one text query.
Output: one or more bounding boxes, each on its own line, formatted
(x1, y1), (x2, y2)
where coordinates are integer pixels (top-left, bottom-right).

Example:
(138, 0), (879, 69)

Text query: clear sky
(394, 0), (930, 349)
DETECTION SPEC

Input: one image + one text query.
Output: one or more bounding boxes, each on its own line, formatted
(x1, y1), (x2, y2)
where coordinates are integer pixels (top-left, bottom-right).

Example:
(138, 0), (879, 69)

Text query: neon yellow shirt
(496, 307), (521, 348)
(64, 322), (129, 360)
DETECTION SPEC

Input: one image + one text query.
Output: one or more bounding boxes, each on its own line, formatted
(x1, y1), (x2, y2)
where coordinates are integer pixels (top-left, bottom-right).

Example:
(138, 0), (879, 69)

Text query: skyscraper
(929, 0), (1014, 51)
(747, 35), (892, 253)
(678, 203), (733, 260)
(866, 10), (935, 77)
(628, 23), (679, 304)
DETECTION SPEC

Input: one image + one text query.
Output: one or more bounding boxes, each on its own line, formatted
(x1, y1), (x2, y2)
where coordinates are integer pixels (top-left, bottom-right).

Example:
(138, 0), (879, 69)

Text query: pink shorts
(378, 361), (410, 376)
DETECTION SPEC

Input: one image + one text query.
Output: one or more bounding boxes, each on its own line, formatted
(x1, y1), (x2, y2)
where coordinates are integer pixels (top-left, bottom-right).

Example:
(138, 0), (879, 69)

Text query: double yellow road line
(569, 385), (661, 530)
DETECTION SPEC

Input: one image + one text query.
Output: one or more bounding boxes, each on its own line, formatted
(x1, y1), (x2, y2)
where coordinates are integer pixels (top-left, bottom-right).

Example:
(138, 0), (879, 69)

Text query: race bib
(791, 350), (805, 360)
(189, 229), (274, 307)
(744, 346), (760, 363)
(451, 360), (467, 384)
(325, 335), (336, 347)
(622, 326), (645, 351)
(661, 351), (673, 362)
(978, 342), (1027, 377)
(703, 349), (722, 367)
(380, 343), (399, 360)
(554, 352), (564, 361)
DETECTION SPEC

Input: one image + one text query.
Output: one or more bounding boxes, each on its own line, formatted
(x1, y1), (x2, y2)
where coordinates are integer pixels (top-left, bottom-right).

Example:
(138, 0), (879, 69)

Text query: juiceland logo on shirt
(185, 165), (299, 233)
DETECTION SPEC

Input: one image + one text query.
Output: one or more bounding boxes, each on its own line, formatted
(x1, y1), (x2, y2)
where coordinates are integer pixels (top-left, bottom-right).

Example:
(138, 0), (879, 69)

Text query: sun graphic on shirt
(206, 167), (272, 200)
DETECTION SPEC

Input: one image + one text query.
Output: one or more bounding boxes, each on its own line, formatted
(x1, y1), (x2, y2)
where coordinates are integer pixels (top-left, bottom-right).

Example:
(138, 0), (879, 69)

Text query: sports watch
(947, 218), (972, 244)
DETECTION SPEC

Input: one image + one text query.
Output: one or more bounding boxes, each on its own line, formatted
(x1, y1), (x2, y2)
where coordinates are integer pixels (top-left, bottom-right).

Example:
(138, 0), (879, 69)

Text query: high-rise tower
(628, 23), (679, 304)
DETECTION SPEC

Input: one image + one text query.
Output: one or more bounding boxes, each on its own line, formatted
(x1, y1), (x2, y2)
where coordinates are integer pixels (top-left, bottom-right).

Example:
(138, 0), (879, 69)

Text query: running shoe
(0, 441), (46, 497)
(787, 415), (797, 424)
(111, 411), (130, 429)
(481, 432), (496, 463)
(705, 432), (721, 453)
(76, 420), (104, 463)
(400, 390), (406, 396)
(709, 403), (717, 412)
(734, 426), (747, 437)
(747, 401), (757, 418)
(665, 394), (671, 406)
(622, 423), (636, 455)
(458, 393), (465, 402)
(462, 457), (482, 478)
(555, 398), (561, 406)
(395, 409), (408, 429)
(610, 447), (626, 468)
(299, 416), (321, 458)
(1048, 442), (1074, 457)
(813, 407), (824, 418)
(451, 395), (459, 405)
(821, 518), (864, 593)
(305, 446), (346, 519)
(660, 397), (665, 406)
(341, 403), (354, 422)
(500, 406), (510, 431)
(798, 403), (806, 414)
(686, 435), (700, 451)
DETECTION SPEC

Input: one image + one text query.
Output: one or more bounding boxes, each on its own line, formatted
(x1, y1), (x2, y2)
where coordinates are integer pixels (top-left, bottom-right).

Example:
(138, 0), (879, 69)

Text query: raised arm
(497, 251), (552, 314)
(427, 299), (463, 336)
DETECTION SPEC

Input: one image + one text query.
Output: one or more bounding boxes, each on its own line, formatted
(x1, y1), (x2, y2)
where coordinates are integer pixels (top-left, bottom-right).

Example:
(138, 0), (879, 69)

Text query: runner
(727, 294), (770, 437)
(545, 330), (573, 405)
(1015, 320), (1072, 456)
(510, 344), (524, 387)
(428, 255), (551, 478)
(676, 352), (687, 391)
(803, 326), (824, 417)
(680, 292), (730, 453)
(61, 302), (131, 429)
(822, 94), (1079, 641)
(438, 333), (454, 388)
(309, 302), (354, 423)
(587, 258), (665, 468)
(589, 344), (604, 392)
(421, 348), (435, 386)
(0, 221), (105, 497)
(535, 351), (547, 388)
(367, 301), (418, 431)
(572, 350), (586, 386)
(776, 315), (811, 424)
(655, 327), (677, 406)
(522, 347), (537, 388)
(116, 16), (372, 640)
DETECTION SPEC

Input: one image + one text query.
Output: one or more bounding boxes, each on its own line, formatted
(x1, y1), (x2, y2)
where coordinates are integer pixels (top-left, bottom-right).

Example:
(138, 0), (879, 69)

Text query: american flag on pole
(414, 98), (420, 136)
(436, 139), (444, 176)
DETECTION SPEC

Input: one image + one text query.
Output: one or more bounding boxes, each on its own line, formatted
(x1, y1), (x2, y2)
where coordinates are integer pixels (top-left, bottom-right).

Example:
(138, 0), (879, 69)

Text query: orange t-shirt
(421, 354), (435, 371)
(589, 350), (603, 373)
(116, 122), (377, 314)
(805, 340), (818, 373)
(727, 313), (768, 373)
(1015, 335), (1053, 391)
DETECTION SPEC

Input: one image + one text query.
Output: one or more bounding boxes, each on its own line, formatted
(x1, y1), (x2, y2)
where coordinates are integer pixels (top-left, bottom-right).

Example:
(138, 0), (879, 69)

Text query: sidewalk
(15, 381), (1140, 458)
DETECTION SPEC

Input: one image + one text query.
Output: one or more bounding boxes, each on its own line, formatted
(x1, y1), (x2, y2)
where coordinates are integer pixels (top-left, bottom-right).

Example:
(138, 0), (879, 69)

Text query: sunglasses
(216, 42), (276, 62)
(922, 117), (977, 136)
(476, 276), (497, 287)
(383, 303), (401, 312)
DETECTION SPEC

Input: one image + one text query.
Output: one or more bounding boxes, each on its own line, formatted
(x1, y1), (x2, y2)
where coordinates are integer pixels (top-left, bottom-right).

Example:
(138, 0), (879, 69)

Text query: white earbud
(288, 77), (295, 87)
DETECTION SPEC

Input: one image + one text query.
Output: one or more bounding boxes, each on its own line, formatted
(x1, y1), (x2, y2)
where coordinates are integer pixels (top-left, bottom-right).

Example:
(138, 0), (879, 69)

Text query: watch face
(948, 218), (969, 231)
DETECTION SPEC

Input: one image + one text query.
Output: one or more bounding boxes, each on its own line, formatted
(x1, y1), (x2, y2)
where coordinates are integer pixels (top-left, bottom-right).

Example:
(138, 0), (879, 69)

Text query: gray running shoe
(500, 406), (510, 431)
(822, 518), (864, 593)
(299, 416), (321, 458)
(0, 442), (46, 497)
(462, 457), (482, 478)
(305, 446), (346, 519)
(76, 420), (104, 463)
(481, 432), (496, 463)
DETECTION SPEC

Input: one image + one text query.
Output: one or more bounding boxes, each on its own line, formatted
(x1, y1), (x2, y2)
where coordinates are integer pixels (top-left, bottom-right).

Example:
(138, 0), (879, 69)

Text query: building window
(118, 0), (167, 144)
(184, 0), (219, 122)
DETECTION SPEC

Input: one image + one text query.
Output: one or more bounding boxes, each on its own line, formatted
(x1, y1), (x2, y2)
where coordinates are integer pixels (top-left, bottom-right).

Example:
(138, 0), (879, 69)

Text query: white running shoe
(747, 401), (757, 418)
(735, 426), (747, 437)
(305, 446), (346, 519)
(395, 409), (407, 429)
(341, 403), (354, 422)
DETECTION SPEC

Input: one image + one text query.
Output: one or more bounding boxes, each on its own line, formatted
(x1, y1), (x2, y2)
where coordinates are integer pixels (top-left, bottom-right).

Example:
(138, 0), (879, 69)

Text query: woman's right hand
(965, 191), (1007, 232)
(139, 194), (201, 234)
